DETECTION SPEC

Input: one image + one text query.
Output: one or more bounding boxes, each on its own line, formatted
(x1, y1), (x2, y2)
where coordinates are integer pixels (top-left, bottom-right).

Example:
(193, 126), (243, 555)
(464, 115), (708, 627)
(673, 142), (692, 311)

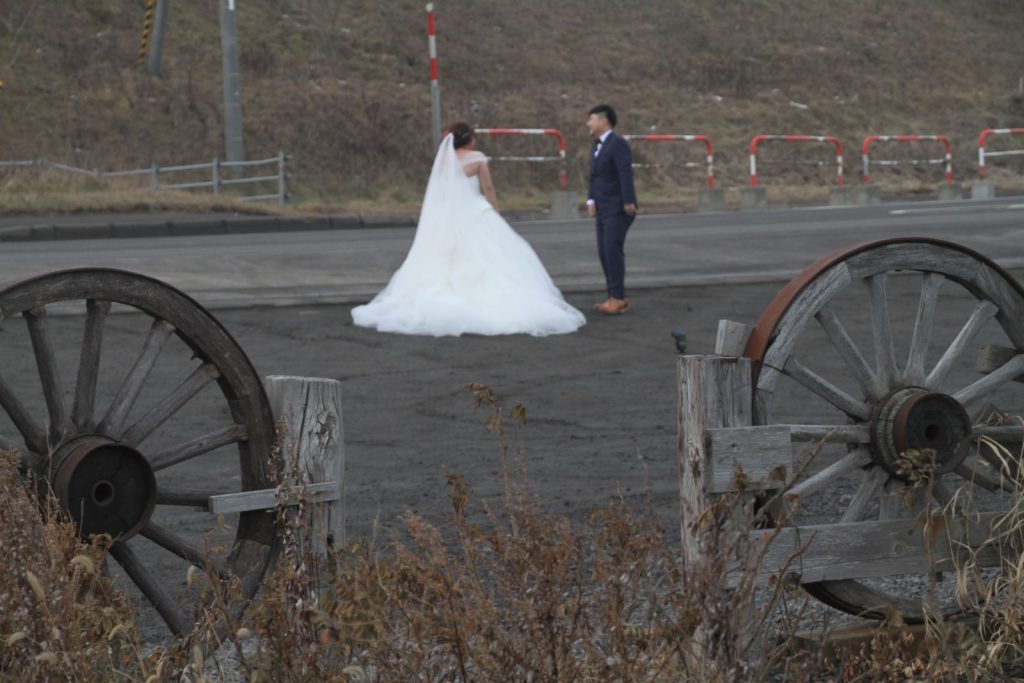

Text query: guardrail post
(476, 128), (574, 217)
(744, 134), (848, 209)
(698, 139), (724, 211)
(212, 157), (220, 196)
(973, 128), (1024, 199)
(277, 151), (287, 206)
(150, 164), (159, 192)
(741, 137), (766, 210)
(623, 134), (723, 211)
(861, 135), (960, 202)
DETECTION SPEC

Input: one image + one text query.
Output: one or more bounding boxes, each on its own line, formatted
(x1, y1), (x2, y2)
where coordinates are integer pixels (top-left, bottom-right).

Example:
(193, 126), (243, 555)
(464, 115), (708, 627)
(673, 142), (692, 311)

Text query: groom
(586, 104), (637, 315)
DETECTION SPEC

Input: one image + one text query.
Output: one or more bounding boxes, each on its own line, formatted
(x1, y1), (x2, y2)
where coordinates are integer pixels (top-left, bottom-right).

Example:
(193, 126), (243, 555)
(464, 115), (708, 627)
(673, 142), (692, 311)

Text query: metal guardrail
(0, 154), (289, 205)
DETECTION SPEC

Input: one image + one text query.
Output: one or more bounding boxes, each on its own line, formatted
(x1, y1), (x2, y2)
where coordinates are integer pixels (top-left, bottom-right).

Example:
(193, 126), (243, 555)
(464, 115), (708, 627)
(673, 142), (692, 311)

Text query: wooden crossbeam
(729, 512), (1005, 588)
(209, 481), (340, 514)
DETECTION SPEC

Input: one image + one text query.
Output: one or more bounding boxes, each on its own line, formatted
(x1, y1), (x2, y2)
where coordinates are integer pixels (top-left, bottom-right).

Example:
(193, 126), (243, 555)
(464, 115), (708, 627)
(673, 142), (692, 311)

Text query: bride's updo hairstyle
(448, 122), (475, 149)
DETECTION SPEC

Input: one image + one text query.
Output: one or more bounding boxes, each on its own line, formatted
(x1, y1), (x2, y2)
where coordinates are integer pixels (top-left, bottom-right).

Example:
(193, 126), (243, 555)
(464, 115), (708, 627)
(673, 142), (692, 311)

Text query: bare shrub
(11, 391), (1024, 680)
(236, 384), (799, 681)
(0, 450), (153, 680)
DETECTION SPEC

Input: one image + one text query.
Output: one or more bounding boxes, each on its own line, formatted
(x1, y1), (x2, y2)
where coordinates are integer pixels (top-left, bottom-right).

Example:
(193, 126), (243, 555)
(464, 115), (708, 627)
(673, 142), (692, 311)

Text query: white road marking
(890, 204), (1024, 215)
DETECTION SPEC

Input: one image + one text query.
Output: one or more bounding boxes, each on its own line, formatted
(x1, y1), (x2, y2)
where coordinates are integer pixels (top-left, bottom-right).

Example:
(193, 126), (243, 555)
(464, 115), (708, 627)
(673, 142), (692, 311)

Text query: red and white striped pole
(426, 3), (441, 150)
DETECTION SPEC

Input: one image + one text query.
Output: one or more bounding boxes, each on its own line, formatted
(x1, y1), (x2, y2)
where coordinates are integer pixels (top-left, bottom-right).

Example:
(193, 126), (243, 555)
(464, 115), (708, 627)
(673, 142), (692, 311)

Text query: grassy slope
(1, 0), (1023, 211)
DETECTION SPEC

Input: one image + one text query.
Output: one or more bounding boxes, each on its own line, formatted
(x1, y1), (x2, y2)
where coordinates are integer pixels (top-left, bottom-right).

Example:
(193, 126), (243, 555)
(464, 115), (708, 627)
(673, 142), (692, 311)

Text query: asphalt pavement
(1, 196), (1024, 309)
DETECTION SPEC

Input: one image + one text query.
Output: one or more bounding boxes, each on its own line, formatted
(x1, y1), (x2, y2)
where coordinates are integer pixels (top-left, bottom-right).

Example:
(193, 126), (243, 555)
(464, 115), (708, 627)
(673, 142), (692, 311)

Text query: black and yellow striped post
(138, 0), (156, 65)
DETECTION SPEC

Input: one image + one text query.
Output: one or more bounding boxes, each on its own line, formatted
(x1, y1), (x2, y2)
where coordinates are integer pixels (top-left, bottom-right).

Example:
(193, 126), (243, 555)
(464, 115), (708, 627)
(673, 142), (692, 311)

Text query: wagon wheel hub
(869, 388), (972, 479)
(52, 437), (157, 541)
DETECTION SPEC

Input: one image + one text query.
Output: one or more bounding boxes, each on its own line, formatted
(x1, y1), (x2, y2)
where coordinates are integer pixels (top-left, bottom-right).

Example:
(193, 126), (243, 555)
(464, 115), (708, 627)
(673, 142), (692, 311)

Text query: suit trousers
(595, 211), (633, 300)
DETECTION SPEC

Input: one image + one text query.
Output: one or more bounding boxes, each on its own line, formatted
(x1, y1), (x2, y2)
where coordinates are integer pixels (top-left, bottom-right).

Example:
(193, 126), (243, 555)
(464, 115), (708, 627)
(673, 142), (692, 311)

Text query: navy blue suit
(588, 131), (637, 300)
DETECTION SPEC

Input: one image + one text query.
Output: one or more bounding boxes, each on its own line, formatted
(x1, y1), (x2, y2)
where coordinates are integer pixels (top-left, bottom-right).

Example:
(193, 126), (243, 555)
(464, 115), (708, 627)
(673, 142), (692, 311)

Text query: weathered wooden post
(678, 346), (762, 666)
(264, 375), (345, 556)
(678, 353), (754, 558)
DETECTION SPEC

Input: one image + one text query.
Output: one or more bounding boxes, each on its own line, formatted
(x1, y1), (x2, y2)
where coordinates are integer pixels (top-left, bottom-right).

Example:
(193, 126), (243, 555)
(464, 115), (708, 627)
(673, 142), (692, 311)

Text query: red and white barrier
(978, 128), (1024, 180)
(474, 128), (568, 189)
(861, 135), (953, 185)
(748, 135), (844, 188)
(622, 134), (716, 189)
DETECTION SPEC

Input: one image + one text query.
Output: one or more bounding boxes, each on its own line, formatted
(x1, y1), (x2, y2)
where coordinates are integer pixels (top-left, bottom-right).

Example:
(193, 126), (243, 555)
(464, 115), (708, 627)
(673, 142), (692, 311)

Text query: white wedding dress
(352, 136), (585, 337)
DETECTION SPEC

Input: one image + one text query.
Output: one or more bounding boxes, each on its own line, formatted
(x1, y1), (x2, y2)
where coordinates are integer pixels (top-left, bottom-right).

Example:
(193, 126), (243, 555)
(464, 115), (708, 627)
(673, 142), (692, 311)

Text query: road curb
(0, 206), (561, 242)
(0, 212), (427, 243)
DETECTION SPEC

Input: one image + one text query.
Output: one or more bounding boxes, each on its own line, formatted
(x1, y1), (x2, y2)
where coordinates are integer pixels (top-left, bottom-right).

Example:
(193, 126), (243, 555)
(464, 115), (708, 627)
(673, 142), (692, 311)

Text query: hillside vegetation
(1, 0), (1023, 210)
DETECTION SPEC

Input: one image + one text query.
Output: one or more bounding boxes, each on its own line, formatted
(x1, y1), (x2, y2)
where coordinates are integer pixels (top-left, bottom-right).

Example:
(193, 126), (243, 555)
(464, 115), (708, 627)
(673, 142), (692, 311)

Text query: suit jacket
(588, 131), (637, 216)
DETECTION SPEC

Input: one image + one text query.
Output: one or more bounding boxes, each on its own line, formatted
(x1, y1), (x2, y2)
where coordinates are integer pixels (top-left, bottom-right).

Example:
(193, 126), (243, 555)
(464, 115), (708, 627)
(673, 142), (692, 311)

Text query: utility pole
(219, 0), (245, 161)
(146, 0), (169, 76)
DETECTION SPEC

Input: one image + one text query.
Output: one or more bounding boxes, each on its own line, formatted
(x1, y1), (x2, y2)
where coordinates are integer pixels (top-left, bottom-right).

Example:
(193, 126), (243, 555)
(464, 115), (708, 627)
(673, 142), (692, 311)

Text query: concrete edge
(3, 192), (1023, 243)
(0, 212), (423, 243)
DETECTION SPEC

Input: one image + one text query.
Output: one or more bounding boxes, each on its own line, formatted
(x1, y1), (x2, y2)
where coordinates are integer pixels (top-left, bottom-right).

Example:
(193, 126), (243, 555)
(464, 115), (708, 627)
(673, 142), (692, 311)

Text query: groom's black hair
(588, 104), (617, 128)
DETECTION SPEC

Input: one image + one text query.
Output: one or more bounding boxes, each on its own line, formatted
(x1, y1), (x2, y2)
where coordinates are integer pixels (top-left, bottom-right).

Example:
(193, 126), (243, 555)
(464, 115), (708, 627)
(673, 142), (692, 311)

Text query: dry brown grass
(0, 167), (293, 216)
(0, 451), (155, 681)
(10, 392), (1024, 680)
(2, 1), (1024, 213)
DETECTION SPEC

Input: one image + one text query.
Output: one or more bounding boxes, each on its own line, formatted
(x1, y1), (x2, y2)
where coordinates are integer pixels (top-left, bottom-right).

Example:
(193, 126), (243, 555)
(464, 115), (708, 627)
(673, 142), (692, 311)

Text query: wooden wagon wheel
(744, 237), (1024, 621)
(2, 269), (277, 637)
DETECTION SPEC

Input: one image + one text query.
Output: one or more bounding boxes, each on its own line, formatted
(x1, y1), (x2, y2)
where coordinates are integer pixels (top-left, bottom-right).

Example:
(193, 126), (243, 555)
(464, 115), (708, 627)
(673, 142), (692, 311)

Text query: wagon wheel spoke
(0, 433), (23, 453)
(782, 357), (872, 420)
(867, 273), (899, 388)
(955, 459), (1014, 493)
(931, 477), (964, 514)
(788, 447), (872, 500)
(155, 487), (234, 509)
(953, 354), (1024, 407)
(140, 521), (229, 579)
(149, 424), (247, 472)
(973, 424), (1024, 441)
(976, 445), (1013, 478)
(110, 541), (194, 637)
(122, 364), (221, 447)
(878, 478), (924, 520)
(839, 465), (888, 523)
(98, 319), (176, 439)
(0, 371), (47, 454)
(24, 307), (71, 443)
(904, 273), (945, 385)
(0, 433), (41, 472)
(973, 434), (1020, 479)
(925, 300), (998, 389)
(790, 424), (871, 444)
(72, 299), (111, 431)
(814, 304), (884, 399)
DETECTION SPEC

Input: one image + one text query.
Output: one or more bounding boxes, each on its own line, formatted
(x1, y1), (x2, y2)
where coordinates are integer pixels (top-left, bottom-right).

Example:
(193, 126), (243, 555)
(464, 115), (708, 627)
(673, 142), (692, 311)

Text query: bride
(352, 122), (585, 337)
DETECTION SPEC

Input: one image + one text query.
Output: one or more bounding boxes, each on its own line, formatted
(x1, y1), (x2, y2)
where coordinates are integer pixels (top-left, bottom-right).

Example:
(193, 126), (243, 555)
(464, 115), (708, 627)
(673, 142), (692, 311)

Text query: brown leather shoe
(596, 297), (630, 315)
(593, 298), (612, 312)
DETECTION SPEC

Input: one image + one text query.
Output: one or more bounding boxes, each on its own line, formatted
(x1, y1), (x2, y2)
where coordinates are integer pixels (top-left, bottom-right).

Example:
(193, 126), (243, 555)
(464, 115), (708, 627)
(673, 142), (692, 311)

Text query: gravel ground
(5, 274), (1023, 648)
